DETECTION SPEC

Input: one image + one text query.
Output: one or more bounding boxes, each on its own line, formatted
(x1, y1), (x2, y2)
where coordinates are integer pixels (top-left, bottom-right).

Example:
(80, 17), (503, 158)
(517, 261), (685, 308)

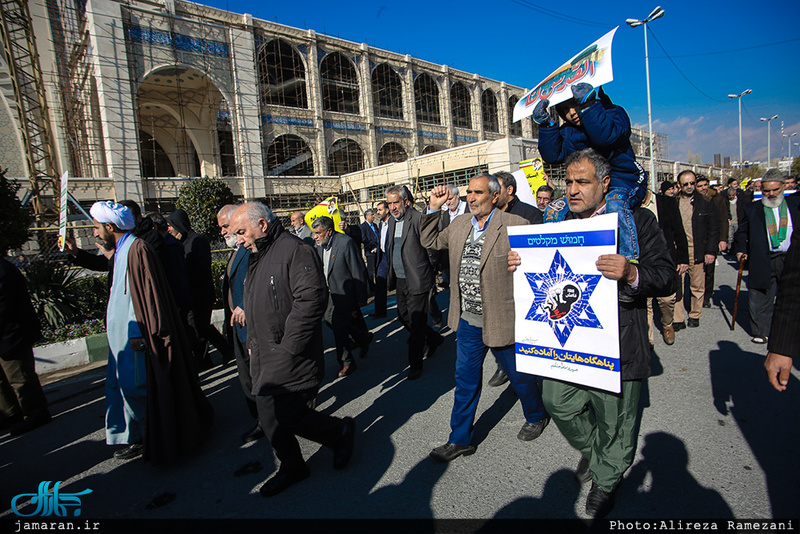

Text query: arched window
(421, 145), (443, 155)
(482, 89), (499, 133)
(378, 142), (408, 165)
(372, 63), (403, 119)
(320, 52), (360, 114)
(414, 73), (440, 125)
(451, 82), (472, 129)
(266, 134), (314, 176)
(508, 95), (522, 137)
(139, 130), (175, 177)
(217, 102), (237, 176)
(257, 38), (307, 108)
(328, 139), (364, 175)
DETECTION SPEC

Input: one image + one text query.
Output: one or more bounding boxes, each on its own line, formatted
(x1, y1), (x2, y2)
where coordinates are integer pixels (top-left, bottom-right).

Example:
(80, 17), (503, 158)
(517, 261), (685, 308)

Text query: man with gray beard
(734, 169), (800, 344)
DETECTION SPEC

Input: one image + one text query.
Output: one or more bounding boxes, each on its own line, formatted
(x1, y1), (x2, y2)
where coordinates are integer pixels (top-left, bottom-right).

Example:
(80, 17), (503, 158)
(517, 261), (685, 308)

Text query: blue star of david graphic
(524, 250), (603, 347)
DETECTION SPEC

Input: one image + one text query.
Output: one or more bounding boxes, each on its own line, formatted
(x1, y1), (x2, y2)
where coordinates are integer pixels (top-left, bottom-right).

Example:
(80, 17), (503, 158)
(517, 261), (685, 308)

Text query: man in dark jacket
(313, 216), (372, 377)
(167, 209), (231, 368)
(509, 149), (675, 519)
(385, 185), (444, 380)
(0, 259), (51, 436)
(229, 202), (355, 498)
(673, 170), (720, 329)
(734, 169), (799, 344)
(641, 189), (688, 346)
(359, 209), (380, 291)
(696, 177), (728, 308)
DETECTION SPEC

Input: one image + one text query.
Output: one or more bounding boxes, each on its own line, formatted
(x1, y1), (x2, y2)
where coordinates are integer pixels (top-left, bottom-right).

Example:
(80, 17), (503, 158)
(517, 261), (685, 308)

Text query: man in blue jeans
(420, 173), (549, 461)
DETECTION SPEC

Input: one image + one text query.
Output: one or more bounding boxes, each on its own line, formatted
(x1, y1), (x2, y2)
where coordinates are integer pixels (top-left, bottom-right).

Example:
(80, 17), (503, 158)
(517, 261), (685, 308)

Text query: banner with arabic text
(513, 27), (618, 123)
(304, 197), (344, 233)
(510, 214), (620, 393)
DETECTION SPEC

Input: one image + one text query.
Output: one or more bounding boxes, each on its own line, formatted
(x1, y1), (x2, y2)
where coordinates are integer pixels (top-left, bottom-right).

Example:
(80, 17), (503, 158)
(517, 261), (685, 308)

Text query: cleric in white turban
(90, 200), (135, 231)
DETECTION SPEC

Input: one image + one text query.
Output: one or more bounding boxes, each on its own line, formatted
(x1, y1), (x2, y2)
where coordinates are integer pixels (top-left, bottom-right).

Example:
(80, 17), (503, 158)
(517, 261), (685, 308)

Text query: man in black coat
(641, 189), (689, 345)
(0, 259), (51, 436)
(385, 185), (444, 380)
(167, 209), (232, 368)
(734, 169), (800, 344)
(673, 170), (719, 329)
(229, 202), (355, 498)
(359, 208), (381, 291)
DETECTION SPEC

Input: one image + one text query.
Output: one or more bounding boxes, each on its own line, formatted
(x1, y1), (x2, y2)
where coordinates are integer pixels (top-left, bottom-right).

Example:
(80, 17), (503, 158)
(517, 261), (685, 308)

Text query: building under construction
(1, 0), (729, 251)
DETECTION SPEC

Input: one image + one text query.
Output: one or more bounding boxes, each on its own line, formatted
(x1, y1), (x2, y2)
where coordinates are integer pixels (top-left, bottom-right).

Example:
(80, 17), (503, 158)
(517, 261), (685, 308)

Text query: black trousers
(232, 328), (258, 420)
(255, 388), (345, 470)
(327, 308), (371, 368)
(395, 277), (442, 371)
(0, 347), (49, 422)
(365, 254), (377, 291)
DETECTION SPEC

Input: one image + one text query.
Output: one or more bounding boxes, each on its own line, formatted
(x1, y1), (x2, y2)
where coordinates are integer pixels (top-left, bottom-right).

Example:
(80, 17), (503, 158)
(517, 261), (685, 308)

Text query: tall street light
(761, 114), (779, 169)
(627, 6), (665, 192)
(727, 89), (752, 173)
(783, 132), (797, 159)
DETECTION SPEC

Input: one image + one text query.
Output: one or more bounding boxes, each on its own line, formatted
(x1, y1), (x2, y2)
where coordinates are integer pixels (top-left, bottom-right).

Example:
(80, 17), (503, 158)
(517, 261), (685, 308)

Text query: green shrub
(176, 178), (234, 243)
(211, 258), (226, 309)
(72, 274), (109, 319)
(23, 260), (82, 327)
(0, 168), (32, 254)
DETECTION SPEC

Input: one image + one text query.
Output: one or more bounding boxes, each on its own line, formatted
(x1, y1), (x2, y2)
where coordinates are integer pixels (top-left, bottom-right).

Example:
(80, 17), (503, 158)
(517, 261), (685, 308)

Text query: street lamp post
(783, 132), (797, 160)
(727, 89), (752, 175)
(760, 114), (779, 169)
(627, 6), (665, 193)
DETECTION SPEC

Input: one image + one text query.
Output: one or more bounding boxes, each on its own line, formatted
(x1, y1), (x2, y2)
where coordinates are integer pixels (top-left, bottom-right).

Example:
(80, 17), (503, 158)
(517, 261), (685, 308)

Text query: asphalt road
(1, 254), (798, 532)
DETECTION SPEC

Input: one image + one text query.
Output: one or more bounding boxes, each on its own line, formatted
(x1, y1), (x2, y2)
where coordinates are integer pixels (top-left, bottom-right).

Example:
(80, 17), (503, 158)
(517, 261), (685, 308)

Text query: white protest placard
(513, 27), (618, 123)
(58, 171), (69, 251)
(509, 213), (621, 393)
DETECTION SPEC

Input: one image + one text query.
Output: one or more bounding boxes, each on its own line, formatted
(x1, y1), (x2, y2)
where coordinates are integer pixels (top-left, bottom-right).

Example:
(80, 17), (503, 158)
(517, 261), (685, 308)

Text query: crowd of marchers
(2, 150), (797, 520)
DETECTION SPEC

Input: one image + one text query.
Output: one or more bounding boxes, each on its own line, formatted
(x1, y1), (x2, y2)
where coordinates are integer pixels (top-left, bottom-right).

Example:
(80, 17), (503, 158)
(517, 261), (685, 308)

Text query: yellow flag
(304, 197), (344, 233)
(520, 158), (548, 194)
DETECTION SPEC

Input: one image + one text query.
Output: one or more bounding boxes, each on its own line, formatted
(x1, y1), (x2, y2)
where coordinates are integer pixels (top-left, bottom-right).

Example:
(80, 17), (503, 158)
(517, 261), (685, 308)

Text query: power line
(653, 36), (800, 58)
(509, 0), (611, 29)
(647, 27), (727, 104)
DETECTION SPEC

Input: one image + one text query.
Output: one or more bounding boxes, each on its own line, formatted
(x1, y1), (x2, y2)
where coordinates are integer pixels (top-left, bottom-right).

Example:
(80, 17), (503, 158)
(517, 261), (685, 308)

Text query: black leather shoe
(585, 482), (615, 519)
(241, 422), (265, 443)
(575, 457), (592, 484)
(430, 442), (476, 462)
(113, 443), (143, 460)
(338, 363), (357, 378)
(672, 321), (686, 332)
(423, 335), (444, 359)
(687, 318), (700, 328)
(360, 333), (374, 359)
(407, 367), (423, 381)
(9, 411), (50, 436)
(333, 417), (355, 470)
(259, 465), (311, 498)
(488, 367), (509, 387)
(702, 299), (711, 308)
(517, 417), (550, 441)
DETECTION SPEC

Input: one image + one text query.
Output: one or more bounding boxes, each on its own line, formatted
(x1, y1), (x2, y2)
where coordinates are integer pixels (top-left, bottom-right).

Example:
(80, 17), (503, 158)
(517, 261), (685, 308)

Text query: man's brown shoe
(662, 326), (675, 345)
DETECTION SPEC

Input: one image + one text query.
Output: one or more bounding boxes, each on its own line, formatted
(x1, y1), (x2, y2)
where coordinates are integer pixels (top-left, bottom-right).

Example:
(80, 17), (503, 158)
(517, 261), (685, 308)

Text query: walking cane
(731, 257), (745, 331)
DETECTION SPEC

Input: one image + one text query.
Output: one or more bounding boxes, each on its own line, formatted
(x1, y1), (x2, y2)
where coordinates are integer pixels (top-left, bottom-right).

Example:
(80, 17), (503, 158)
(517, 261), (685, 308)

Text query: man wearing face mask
(734, 169), (799, 344)
(217, 204), (261, 443)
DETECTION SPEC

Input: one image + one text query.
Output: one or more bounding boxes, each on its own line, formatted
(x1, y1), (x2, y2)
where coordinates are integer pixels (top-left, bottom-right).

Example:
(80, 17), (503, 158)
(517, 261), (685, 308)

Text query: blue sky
(198, 0), (799, 167)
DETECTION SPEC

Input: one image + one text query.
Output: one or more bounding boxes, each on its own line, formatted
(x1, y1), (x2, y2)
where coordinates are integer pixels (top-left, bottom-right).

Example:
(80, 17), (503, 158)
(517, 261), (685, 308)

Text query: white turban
(90, 201), (135, 231)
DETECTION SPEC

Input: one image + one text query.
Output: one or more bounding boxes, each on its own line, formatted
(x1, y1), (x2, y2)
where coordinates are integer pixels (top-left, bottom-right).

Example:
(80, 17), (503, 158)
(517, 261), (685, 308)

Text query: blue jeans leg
(493, 345), (547, 423)
(605, 186), (640, 260)
(448, 319), (489, 446)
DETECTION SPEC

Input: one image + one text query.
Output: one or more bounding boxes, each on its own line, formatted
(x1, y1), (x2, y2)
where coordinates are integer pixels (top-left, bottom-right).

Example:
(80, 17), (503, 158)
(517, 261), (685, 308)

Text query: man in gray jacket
(230, 202), (355, 498)
(421, 173), (549, 463)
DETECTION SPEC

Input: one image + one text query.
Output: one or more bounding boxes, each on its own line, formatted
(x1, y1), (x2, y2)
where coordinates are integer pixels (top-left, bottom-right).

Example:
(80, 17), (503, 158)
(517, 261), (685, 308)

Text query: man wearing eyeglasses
(673, 170), (720, 330)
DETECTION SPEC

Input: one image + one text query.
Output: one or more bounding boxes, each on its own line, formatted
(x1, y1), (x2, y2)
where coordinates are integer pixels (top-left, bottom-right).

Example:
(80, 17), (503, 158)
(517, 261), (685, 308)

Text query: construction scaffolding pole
(0, 0), (61, 227)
